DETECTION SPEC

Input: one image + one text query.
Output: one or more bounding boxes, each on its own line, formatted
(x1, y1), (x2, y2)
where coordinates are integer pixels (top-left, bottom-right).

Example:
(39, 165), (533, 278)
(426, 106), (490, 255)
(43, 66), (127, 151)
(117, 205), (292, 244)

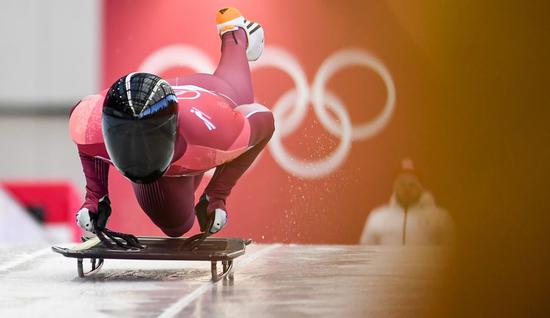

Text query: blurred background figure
(360, 158), (453, 245)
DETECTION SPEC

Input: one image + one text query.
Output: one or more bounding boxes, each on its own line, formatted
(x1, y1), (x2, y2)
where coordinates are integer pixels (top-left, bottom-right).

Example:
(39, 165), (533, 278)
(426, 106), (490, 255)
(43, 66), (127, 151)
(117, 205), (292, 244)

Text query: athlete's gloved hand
(209, 208), (227, 234)
(195, 194), (227, 234)
(76, 196), (112, 233)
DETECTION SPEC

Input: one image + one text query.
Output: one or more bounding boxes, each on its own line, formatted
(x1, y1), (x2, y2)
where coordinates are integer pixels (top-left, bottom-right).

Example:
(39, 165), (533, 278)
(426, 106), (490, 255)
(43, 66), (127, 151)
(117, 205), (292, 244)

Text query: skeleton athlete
(70, 8), (273, 238)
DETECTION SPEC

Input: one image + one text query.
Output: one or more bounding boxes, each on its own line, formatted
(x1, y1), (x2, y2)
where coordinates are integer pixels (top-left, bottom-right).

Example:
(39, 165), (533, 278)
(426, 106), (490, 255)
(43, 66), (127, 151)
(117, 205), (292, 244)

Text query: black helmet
(102, 72), (178, 184)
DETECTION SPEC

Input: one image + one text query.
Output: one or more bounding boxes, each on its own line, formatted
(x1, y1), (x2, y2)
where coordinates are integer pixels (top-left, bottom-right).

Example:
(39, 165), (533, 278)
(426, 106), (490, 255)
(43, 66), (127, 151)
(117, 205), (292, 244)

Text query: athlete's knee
(262, 110), (275, 135)
(256, 109), (275, 141)
(237, 103), (275, 140)
(160, 217), (194, 238)
(162, 227), (187, 238)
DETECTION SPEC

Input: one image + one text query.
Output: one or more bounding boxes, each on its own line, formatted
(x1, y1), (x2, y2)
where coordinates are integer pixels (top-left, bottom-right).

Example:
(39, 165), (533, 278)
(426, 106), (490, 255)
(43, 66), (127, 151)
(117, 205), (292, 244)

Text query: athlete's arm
(78, 147), (109, 212)
(74, 148), (110, 233)
(69, 94), (109, 213)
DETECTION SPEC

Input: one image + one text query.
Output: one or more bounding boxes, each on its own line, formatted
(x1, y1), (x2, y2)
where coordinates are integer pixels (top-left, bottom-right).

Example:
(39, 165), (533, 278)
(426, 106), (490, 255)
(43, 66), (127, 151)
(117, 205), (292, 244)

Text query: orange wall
(103, 1), (450, 243)
(102, 0), (450, 244)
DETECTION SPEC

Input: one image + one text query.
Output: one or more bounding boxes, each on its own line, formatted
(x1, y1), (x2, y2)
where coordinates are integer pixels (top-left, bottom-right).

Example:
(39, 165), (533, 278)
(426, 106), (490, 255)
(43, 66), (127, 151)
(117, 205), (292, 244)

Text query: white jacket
(360, 191), (454, 246)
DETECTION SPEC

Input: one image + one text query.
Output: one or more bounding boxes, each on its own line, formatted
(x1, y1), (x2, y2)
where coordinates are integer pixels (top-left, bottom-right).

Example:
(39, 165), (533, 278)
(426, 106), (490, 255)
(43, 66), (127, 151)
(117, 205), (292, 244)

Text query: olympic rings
(250, 47), (310, 138)
(139, 45), (396, 179)
(311, 49), (396, 140)
(269, 89), (352, 178)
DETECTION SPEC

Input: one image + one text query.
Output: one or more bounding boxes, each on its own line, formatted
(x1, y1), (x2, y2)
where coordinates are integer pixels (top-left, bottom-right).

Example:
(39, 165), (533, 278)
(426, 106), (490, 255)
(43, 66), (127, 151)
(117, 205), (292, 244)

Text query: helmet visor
(102, 113), (178, 183)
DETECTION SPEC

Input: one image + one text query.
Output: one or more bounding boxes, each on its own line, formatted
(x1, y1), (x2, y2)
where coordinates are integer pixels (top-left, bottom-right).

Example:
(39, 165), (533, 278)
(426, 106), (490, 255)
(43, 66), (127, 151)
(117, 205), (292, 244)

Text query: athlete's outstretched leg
(213, 29), (253, 104)
(169, 28), (252, 106)
(168, 8), (264, 105)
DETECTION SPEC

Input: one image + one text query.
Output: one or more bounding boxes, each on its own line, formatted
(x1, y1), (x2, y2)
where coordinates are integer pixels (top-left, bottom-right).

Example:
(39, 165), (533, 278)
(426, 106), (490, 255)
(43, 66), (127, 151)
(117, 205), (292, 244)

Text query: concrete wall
(0, 0), (100, 106)
(0, 116), (84, 188)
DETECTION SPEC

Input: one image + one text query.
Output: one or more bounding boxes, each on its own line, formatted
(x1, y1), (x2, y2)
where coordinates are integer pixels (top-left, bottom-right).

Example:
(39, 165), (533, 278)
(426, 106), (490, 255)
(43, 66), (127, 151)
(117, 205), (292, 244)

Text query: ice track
(0, 244), (446, 317)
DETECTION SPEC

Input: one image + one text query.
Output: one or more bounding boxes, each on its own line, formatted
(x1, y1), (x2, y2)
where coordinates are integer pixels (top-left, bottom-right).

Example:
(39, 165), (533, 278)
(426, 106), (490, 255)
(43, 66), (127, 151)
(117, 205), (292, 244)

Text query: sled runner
(52, 236), (250, 282)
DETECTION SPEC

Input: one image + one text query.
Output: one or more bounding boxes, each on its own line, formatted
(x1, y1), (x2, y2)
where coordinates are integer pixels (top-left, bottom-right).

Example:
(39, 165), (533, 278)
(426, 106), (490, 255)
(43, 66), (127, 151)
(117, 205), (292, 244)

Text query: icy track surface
(0, 244), (447, 318)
